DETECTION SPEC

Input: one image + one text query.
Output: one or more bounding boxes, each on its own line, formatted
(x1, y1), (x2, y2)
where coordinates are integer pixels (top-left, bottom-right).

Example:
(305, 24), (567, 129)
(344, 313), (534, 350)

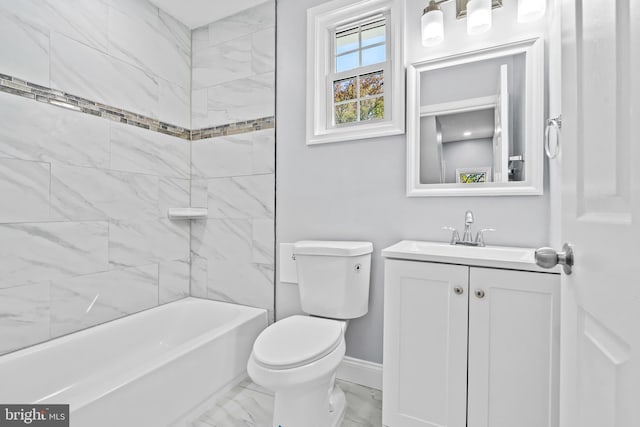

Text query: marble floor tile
(188, 379), (382, 427)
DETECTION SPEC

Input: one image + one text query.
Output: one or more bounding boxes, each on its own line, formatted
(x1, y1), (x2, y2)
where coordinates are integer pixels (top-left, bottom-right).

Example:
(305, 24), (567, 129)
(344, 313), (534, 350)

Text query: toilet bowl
(247, 241), (373, 427)
(247, 315), (348, 427)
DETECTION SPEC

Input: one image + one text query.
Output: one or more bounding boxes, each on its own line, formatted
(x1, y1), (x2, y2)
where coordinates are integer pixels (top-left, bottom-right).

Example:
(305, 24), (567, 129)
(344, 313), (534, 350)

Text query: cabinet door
(383, 260), (468, 427)
(467, 267), (560, 427)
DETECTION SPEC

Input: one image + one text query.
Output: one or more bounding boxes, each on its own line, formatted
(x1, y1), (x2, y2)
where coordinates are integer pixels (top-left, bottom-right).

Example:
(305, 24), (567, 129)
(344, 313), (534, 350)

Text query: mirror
(406, 38), (544, 197)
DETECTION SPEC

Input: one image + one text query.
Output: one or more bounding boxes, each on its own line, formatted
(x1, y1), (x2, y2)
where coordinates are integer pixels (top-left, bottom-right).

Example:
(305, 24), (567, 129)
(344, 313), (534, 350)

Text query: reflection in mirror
(406, 38), (543, 197)
(420, 54), (524, 184)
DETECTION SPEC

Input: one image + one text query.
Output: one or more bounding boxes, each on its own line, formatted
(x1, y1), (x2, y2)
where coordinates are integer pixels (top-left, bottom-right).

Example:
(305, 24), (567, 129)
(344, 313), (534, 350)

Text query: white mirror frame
(406, 38), (544, 197)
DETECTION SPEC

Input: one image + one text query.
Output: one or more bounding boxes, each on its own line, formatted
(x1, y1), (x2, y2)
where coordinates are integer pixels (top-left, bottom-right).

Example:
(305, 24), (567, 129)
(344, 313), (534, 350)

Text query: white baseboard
(336, 356), (382, 390)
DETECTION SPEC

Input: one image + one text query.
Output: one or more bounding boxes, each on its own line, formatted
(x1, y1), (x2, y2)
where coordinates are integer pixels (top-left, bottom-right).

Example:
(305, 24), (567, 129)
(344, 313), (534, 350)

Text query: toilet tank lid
(293, 240), (373, 257)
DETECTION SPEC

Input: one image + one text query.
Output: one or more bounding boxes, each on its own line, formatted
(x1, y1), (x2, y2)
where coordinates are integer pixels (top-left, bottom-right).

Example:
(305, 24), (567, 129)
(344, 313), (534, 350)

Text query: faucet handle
(442, 226), (460, 245)
(475, 228), (496, 247)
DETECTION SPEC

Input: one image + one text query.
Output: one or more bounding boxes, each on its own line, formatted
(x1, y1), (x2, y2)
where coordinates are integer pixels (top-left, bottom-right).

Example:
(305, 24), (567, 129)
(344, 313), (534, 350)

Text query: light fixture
(421, 1), (445, 47)
(466, 0), (492, 34)
(517, 0), (546, 23)
(420, 0), (545, 47)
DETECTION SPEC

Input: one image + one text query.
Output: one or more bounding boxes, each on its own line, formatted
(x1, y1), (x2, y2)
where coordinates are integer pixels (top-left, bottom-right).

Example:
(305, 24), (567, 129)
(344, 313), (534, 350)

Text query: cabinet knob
(453, 286), (464, 295)
(474, 289), (485, 298)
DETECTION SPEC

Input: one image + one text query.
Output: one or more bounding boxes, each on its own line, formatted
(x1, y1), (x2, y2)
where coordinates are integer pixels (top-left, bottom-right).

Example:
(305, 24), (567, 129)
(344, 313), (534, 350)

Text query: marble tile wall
(0, 0), (191, 128)
(0, 89), (191, 355)
(191, 1), (276, 129)
(189, 2), (276, 320)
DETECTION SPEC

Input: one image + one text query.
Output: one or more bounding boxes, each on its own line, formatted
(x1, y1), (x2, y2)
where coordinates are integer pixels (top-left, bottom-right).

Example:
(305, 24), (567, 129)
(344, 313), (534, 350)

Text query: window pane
(362, 23), (385, 47)
(336, 31), (358, 55)
(360, 71), (384, 97)
(360, 97), (384, 121)
(336, 51), (359, 72)
(335, 102), (358, 124)
(361, 45), (386, 66)
(333, 78), (357, 102)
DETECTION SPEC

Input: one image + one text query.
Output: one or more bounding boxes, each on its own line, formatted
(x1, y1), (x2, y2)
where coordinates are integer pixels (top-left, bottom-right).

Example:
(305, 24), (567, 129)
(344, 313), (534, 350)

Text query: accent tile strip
(0, 73), (274, 141)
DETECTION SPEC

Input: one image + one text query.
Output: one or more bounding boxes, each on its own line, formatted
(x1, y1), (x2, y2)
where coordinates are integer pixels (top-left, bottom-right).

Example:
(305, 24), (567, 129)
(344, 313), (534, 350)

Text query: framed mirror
(406, 38), (544, 197)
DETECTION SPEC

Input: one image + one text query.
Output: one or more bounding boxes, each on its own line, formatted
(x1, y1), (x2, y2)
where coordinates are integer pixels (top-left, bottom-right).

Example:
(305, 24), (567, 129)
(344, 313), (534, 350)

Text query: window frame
(306, 0), (405, 145)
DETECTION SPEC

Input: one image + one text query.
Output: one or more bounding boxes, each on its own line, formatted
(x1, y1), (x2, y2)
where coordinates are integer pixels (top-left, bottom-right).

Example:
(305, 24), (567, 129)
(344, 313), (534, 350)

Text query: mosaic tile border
(0, 73), (274, 141)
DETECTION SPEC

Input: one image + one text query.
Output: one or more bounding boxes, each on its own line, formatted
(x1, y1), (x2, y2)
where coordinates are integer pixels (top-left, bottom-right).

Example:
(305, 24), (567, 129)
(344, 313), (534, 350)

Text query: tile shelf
(167, 208), (208, 220)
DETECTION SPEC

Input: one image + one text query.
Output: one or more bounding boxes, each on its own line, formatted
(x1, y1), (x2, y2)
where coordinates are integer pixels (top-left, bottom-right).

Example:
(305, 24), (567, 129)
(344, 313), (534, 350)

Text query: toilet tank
(293, 241), (373, 319)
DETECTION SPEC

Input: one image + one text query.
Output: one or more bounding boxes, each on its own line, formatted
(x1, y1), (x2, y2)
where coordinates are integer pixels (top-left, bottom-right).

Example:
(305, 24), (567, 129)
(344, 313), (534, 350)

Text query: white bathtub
(0, 297), (267, 427)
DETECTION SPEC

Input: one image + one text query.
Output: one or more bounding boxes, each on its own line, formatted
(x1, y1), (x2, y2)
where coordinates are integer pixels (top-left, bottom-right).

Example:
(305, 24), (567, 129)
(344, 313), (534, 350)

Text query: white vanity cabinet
(382, 257), (560, 427)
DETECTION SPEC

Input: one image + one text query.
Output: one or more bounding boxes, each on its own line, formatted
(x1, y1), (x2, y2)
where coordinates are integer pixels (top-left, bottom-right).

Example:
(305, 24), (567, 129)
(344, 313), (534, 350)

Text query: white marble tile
(159, 178), (190, 218)
(191, 25), (210, 52)
(103, 0), (161, 32)
(50, 32), (159, 118)
(0, 0), (109, 53)
(190, 254), (208, 298)
(206, 175), (274, 220)
(208, 1), (276, 46)
(158, 9), (191, 64)
(191, 219), (252, 262)
(159, 79), (191, 129)
(109, 219), (189, 267)
(0, 10), (50, 86)
(0, 222), (108, 288)
(107, 6), (190, 89)
(251, 129), (275, 174)
(50, 265), (159, 338)
(50, 165), (159, 221)
(0, 159), (50, 223)
(207, 259), (273, 311)
(192, 35), (253, 90)
(110, 124), (190, 179)
(190, 179), (209, 208)
(251, 27), (275, 75)
(188, 380), (382, 427)
(206, 72), (275, 126)
(191, 134), (253, 178)
(190, 383), (273, 427)
(0, 282), (50, 355)
(252, 219), (274, 264)
(159, 260), (189, 304)
(0, 92), (110, 169)
(190, 88), (209, 130)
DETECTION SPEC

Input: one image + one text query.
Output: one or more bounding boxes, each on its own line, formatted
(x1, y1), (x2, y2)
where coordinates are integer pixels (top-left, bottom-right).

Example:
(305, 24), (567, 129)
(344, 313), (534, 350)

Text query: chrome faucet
(443, 210), (495, 247)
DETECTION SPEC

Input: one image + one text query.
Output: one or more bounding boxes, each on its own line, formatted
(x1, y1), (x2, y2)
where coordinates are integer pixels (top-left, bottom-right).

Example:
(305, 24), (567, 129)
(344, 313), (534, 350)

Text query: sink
(382, 240), (558, 272)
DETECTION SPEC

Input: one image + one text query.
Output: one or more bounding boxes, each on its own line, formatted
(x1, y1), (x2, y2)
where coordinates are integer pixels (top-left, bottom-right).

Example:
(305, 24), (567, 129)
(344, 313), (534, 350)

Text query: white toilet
(247, 240), (373, 427)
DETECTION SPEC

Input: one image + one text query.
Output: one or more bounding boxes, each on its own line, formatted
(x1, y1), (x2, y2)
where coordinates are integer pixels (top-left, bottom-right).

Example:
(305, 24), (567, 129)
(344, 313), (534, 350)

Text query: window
(307, 0), (404, 145)
(331, 18), (387, 126)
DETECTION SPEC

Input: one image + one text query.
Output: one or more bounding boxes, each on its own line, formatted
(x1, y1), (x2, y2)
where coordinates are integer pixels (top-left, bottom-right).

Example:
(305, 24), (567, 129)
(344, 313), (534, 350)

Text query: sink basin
(382, 240), (558, 272)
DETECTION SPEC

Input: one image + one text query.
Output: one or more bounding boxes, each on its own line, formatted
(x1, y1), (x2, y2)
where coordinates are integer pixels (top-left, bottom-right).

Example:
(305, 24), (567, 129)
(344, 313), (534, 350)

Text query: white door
(492, 64), (509, 183)
(558, 1), (640, 426)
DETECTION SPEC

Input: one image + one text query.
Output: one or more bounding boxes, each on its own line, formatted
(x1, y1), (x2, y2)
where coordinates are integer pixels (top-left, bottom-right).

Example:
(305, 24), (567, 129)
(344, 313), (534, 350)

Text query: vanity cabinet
(382, 259), (560, 427)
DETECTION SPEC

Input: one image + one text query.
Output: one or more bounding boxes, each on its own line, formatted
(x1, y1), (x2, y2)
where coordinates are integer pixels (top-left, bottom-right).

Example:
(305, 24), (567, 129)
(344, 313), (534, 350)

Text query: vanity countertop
(382, 240), (561, 273)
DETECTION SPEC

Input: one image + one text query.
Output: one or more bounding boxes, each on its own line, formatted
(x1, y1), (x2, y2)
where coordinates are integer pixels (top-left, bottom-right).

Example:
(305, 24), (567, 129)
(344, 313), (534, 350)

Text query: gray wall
(276, 0), (550, 363)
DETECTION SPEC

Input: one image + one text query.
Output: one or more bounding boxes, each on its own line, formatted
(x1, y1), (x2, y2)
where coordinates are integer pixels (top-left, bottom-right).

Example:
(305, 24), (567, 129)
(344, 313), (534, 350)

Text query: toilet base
(271, 380), (346, 427)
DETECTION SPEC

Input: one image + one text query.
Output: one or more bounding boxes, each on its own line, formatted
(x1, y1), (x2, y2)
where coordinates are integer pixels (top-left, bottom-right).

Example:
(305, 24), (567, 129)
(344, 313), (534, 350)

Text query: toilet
(247, 240), (373, 427)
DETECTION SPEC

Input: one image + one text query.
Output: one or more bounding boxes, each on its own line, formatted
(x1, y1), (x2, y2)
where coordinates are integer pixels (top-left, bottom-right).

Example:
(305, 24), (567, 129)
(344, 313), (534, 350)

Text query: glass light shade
(467, 0), (492, 35)
(421, 9), (444, 47)
(518, 0), (546, 22)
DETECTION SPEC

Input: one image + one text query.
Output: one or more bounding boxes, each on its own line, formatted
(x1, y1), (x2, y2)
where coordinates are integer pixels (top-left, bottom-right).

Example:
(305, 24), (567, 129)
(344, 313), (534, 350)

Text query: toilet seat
(252, 315), (343, 370)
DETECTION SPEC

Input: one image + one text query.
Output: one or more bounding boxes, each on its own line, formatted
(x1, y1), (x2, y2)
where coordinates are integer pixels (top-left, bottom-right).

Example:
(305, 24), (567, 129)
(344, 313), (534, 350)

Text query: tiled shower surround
(0, 0), (275, 355)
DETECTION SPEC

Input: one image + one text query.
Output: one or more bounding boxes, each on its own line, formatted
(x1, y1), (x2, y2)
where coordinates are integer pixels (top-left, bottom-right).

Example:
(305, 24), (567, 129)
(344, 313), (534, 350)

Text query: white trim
(336, 356), (383, 390)
(406, 38), (545, 197)
(306, 0), (405, 145)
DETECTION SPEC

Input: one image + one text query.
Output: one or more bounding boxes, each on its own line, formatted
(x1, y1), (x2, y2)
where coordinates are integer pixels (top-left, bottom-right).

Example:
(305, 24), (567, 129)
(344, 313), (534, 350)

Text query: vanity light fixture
(466, 0), (492, 34)
(421, 0), (545, 47)
(421, 1), (445, 47)
(517, 0), (546, 22)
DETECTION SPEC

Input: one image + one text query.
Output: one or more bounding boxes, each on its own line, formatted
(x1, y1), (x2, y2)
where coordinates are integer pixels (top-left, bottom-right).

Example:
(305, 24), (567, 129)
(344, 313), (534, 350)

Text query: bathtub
(0, 297), (267, 427)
